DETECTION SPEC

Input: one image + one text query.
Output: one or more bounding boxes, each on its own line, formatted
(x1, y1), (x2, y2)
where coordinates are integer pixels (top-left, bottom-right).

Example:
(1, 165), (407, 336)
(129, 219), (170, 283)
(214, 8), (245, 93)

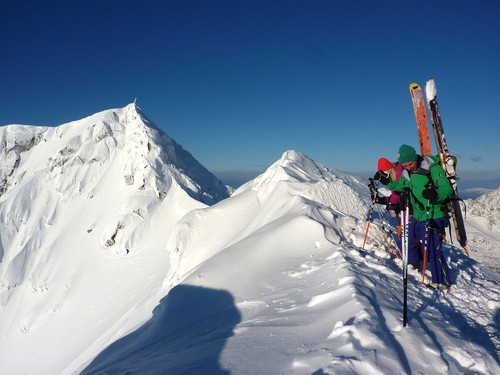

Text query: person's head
(398, 144), (418, 172)
(377, 157), (393, 172)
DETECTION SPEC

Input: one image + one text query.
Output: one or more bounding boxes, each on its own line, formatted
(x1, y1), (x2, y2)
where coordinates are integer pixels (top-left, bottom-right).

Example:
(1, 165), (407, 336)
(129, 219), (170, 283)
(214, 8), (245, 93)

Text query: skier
(370, 157), (403, 218)
(377, 144), (453, 290)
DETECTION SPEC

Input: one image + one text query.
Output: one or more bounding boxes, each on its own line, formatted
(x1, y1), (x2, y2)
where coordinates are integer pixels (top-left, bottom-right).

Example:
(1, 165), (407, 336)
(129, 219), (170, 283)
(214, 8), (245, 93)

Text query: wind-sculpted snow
(235, 150), (370, 220)
(0, 125), (46, 195)
(166, 151), (374, 285)
(162, 184), (500, 374)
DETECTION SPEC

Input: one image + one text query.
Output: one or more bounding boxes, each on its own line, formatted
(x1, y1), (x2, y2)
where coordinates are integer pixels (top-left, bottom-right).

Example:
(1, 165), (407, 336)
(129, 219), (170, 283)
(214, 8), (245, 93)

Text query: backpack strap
(417, 155), (439, 190)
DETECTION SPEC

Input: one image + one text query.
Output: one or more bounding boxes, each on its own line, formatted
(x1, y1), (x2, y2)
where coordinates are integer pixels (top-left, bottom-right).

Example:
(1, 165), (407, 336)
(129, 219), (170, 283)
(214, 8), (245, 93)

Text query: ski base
(425, 78), (468, 255)
(409, 83), (432, 156)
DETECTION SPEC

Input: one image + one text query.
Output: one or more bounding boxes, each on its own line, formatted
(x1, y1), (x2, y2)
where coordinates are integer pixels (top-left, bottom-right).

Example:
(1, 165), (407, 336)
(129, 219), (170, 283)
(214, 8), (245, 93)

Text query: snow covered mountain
(0, 103), (229, 204)
(0, 106), (499, 375)
(465, 187), (500, 272)
(0, 104), (229, 373)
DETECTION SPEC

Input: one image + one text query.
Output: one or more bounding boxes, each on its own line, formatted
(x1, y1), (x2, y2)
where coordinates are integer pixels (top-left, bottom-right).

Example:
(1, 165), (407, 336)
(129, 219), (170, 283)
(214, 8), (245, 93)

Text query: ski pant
(409, 217), (451, 285)
(406, 217), (422, 265)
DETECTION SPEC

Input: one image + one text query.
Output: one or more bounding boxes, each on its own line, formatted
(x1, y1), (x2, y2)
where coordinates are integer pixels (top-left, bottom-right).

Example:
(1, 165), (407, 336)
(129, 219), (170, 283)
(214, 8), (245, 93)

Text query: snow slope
(82, 150), (499, 375)
(0, 104), (228, 374)
(0, 106), (499, 374)
(465, 188), (500, 272)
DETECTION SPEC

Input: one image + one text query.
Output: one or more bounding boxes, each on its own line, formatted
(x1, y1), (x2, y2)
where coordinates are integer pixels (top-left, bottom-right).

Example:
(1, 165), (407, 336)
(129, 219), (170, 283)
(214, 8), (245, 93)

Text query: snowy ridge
(86, 152), (498, 374)
(235, 150), (369, 220)
(166, 151), (376, 287)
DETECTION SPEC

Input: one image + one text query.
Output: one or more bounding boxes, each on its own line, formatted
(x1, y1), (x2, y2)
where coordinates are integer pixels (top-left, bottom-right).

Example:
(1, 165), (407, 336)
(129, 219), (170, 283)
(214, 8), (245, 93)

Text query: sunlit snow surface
(0, 105), (498, 374)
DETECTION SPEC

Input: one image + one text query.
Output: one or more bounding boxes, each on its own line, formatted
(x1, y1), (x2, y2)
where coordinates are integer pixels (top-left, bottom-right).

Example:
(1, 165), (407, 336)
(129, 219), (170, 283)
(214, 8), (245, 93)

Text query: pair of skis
(402, 79), (467, 327)
(409, 79), (468, 256)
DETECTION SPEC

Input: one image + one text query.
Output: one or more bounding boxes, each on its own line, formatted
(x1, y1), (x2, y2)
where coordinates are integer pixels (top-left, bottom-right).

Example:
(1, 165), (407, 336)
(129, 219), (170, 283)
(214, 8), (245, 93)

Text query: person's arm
(387, 176), (409, 192)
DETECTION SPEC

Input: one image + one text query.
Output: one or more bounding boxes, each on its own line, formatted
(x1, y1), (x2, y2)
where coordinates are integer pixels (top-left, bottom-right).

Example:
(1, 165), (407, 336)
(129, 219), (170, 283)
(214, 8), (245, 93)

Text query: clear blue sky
(1, 0), (499, 188)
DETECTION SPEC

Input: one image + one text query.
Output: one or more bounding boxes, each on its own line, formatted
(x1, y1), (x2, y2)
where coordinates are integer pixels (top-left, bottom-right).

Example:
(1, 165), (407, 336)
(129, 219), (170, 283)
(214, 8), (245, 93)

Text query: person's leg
(425, 218), (451, 285)
(407, 217), (422, 268)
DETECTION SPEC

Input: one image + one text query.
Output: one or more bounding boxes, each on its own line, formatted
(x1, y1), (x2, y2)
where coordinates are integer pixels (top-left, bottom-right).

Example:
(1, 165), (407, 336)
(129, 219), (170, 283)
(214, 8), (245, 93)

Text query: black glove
(422, 187), (437, 200)
(374, 170), (391, 185)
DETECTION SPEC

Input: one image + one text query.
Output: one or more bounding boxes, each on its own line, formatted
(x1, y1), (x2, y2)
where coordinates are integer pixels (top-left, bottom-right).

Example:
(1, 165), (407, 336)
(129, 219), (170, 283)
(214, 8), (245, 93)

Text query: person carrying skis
(376, 144), (453, 290)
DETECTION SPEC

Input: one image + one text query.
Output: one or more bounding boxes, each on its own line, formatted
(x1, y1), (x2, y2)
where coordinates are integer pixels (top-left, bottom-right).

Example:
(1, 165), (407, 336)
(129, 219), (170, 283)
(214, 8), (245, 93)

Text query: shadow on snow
(81, 284), (241, 375)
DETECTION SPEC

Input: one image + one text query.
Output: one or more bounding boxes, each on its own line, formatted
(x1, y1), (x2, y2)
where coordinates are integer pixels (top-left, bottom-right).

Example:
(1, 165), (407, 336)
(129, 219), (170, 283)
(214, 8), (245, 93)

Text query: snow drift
(0, 105), (498, 375)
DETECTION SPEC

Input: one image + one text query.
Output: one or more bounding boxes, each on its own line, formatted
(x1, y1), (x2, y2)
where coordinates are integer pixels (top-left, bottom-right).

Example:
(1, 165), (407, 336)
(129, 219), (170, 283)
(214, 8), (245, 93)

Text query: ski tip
(425, 79), (437, 101)
(409, 82), (420, 91)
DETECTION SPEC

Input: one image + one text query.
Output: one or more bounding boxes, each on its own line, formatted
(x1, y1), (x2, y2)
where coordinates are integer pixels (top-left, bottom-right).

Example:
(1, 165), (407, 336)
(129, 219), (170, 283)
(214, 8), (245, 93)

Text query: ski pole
(377, 207), (402, 259)
(362, 179), (378, 251)
(421, 198), (431, 284)
(362, 204), (374, 251)
(402, 189), (410, 327)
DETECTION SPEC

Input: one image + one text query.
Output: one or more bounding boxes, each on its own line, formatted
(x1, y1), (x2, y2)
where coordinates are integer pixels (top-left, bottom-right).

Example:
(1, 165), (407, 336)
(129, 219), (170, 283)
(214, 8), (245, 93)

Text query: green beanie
(398, 144), (418, 163)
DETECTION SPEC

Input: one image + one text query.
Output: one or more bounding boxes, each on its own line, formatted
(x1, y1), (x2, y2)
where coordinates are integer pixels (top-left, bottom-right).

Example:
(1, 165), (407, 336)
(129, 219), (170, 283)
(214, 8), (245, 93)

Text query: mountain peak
(125, 102), (139, 111)
(123, 102), (147, 123)
(0, 105), (229, 204)
(278, 149), (305, 164)
(235, 150), (369, 220)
